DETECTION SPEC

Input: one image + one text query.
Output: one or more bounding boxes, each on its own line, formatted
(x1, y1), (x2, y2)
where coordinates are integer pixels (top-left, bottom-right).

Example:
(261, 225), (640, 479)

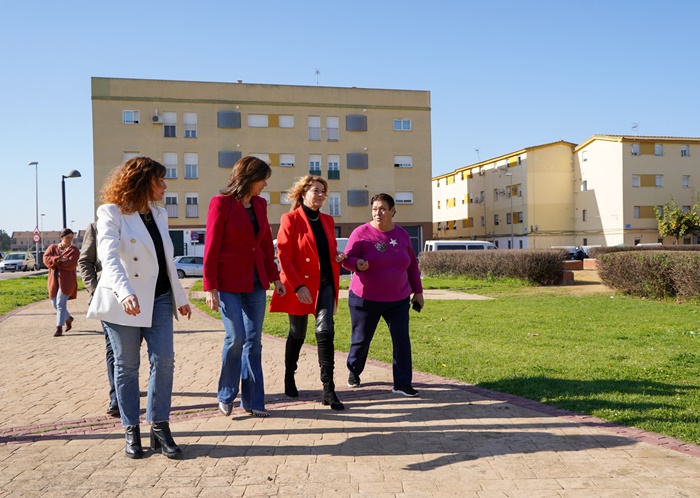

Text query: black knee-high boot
(285, 336), (304, 398)
(316, 331), (344, 411)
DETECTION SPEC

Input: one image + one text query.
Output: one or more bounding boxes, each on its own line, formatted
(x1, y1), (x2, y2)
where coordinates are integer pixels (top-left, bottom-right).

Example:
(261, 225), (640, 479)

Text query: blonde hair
(286, 175), (328, 211)
(100, 157), (166, 214)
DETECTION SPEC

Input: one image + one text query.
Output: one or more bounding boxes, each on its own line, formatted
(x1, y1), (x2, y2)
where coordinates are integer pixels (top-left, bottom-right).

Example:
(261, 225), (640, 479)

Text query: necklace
(307, 212), (319, 222)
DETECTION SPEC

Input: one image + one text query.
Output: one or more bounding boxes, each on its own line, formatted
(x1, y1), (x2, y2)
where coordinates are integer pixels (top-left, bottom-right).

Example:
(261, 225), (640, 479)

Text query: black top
(302, 204), (332, 282)
(246, 206), (260, 236)
(140, 212), (171, 297)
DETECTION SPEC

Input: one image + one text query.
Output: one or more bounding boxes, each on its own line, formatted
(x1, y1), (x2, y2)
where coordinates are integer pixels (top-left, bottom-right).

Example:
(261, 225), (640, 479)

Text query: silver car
(173, 256), (203, 278)
(0, 252), (36, 272)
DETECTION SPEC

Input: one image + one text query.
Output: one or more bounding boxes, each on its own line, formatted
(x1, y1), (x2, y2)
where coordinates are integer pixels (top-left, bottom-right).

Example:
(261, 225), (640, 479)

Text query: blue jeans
(51, 288), (71, 326)
(218, 279), (267, 411)
(103, 292), (175, 427)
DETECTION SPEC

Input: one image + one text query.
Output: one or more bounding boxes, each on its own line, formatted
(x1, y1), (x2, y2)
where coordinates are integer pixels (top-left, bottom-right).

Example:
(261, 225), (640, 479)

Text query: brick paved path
(1, 282), (699, 497)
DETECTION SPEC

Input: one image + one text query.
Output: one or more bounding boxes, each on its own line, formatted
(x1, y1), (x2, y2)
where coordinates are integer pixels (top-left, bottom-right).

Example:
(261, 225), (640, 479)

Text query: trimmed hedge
(597, 251), (700, 299)
(418, 249), (566, 285)
(589, 244), (700, 258)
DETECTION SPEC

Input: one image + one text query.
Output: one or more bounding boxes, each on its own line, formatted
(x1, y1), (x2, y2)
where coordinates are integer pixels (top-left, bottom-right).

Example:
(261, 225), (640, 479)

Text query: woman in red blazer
(269, 175), (346, 410)
(204, 156), (285, 418)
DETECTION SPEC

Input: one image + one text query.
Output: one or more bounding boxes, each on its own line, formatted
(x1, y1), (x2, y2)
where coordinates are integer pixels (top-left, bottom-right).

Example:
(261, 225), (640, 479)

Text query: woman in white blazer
(87, 157), (191, 460)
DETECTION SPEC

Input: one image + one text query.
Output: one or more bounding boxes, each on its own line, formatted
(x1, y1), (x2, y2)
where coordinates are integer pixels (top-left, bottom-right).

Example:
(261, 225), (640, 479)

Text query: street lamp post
(61, 170), (82, 229)
(28, 162), (39, 266)
(40, 214), (45, 251)
(506, 173), (514, 249)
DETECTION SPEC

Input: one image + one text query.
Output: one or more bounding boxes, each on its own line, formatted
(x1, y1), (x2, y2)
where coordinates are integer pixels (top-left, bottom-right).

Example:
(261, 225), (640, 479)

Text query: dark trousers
(347, 290), (412, 387)
(286, 278), (336, 384)
(103, 321), (117, 407)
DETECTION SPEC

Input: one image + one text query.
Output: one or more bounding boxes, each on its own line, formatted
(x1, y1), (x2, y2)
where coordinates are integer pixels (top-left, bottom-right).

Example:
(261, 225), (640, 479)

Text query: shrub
(418, 249), (565, 285)
(597, 251), (700, 299)
(589, 244), (700, 258)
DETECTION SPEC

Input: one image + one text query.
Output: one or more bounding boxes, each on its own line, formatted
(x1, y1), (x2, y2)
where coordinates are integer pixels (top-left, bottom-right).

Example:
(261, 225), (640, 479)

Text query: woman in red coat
(269, 175), (346, 410)
(43, 228), (80, 337)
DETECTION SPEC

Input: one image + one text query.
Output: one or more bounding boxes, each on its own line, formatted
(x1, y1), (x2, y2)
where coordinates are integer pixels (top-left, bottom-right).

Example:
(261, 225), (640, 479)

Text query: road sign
(33, 228), (40, 236)
(32, 234), (41, 243)
(190, 231), (199, 241)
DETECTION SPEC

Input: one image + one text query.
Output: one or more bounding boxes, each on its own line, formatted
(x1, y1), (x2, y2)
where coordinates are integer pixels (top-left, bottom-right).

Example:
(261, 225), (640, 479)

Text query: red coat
(43, 243), (79, 300)
(269, 207), (340, 316)
(203, 194), (279, 293)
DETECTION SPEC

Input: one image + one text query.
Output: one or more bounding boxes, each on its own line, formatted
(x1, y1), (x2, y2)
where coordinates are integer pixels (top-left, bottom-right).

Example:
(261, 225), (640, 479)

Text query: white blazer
(87, 204), (189, 327)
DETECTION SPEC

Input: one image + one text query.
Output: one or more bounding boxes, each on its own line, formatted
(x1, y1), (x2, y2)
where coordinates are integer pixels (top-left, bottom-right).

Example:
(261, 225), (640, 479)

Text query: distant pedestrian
(269, 175), (346, 410)
(78, 222), (119, 418)
(43, 228), (79, 337)
(341, 193), (424, 397)
(203, 156), (285, 418)
(87, 156), (192, 460)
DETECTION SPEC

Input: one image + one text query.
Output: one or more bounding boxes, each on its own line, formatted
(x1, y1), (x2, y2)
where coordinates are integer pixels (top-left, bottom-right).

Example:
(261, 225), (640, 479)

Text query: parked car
(0, 252), (36, 272)
(423, 240), (497, 251)
(173, 255), (203, 278)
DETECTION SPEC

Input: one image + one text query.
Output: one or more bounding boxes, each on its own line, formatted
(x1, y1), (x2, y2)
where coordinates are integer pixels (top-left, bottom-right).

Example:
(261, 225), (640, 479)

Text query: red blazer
(43, 243), (80, 300)
(203, 194), (279, 293)
(269, 207), (340, 316)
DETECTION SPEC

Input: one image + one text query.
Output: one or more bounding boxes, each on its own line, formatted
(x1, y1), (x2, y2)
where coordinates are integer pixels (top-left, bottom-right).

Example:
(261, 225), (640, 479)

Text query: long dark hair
(221, 156), (272, 200)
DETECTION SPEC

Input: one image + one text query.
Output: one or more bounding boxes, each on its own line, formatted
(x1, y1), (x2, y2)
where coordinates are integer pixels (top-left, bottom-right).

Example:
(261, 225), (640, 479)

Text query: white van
(423, 240), (496, 252)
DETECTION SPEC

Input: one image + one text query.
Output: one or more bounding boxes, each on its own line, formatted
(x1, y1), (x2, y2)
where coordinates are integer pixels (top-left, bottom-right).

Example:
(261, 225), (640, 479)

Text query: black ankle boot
(285, 371), (298, 398)
(284, 336), (304, 398)
(125, 425), (143, 459)
(150, 421), (182, 458)
(322, 381), (344, 411)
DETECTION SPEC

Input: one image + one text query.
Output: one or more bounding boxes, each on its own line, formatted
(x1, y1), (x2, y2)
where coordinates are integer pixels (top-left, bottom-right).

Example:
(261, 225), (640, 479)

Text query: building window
(632, 175), (640, 187)
(185, 194), (199, 218)
(516, 211), (523, 223)
(480, 191), (485, 202)
(581, 180), (588, 192)
(163, 112), (176, 138)
(280, 193), (293, 205)
(447, 198), (456, 208)
(327, 193), (341, 216)
(184, 113), (197, 138)
(184, 153), (198, 179)
(327, 117), (339, 141)
(248, 114), (269, 127)
(165, 194), (178, 218)
(163, 152), (177, 179)
(582, 150), (587, 162)
(634, 206), (640, 219)
(437, 200), (441, 210)
(279, 115), (294, 128)
(123, 151), (139, 162)
(682, 145), (690, 157)
(395, 192), (413, 205)
(122, 110), (140, 124)
(655, 144), (664, 156)
(506, 212), (512, 224)
(259, 192), (271, 204)
(480, 216), (485, 227)
(582, 209), (588, 222)
(494, 188), (499, 200)
(346, 114), (367, 131)
(308, 116), (321, 141)
(583, 238), (588, 246)
(217, 111), (241, 128)
(494, 214), (499, 225)
(309, 155), (321, 175)
(683, 175), (690, 188)
(655, 175), (663, 187)
(328, 155), (340, 179)
(280, 154), (295, 167)
(657, 205), (664, 217)
(683, 205), (691, 213)
(251, 153), (270, 164)
(631, 143), (640, 156)
(393, 118), (411, 131)
(394, 155), (412, 168)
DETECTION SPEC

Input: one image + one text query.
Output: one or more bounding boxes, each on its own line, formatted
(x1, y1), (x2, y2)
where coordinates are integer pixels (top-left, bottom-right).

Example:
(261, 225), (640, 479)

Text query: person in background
(341, 193), (424, 397)
(87, 156), (192, 459)
(43, 228), (80, 337)
(203, 156), (285, 418)
(269, 175), (345, 411)
(78, 221), (119, 418)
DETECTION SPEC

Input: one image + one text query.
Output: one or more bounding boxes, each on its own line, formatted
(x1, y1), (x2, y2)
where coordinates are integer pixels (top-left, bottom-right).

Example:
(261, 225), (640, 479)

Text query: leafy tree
(0, 230), (10, 251)
(654, 196), (700, 243)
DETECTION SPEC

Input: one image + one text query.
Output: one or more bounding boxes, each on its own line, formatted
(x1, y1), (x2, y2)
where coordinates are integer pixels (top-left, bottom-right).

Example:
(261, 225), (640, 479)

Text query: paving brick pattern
(1, 283), (699, 496)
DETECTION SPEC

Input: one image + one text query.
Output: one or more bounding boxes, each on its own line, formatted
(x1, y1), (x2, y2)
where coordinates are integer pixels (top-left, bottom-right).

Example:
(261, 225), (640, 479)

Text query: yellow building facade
(91, 77), (432, 255)
(433, 135), (700, 249)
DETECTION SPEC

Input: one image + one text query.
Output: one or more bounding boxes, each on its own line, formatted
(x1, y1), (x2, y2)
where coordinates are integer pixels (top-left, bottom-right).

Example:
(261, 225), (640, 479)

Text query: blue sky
(3, 0), (700, 236)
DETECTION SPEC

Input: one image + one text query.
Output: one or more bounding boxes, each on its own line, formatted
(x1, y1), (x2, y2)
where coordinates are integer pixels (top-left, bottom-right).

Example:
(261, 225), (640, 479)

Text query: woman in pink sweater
(341, 193), (424, 396)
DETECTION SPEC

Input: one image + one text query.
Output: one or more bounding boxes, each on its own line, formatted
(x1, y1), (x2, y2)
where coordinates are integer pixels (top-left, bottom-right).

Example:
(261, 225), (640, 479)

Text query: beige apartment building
(91, 77), (432, 256)
(432, 141), (576, 249)
(433, 135), (700, 249)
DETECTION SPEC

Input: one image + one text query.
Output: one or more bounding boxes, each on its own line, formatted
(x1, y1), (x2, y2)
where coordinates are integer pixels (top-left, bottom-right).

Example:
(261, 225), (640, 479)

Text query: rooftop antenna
(475, 148), (481, 162)
(315, 68), (320, 86)
(632, 123), (639, 134)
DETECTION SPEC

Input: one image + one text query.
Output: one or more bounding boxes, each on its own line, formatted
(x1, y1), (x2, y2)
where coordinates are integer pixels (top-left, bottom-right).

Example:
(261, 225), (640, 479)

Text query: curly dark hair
(100, 157), (166, 214)
(221, 156), (272, 200)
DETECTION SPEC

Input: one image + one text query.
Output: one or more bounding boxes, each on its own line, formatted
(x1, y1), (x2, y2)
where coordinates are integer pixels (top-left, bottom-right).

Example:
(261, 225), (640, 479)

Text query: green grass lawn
(0, 276), (52, 315)
(192, 276), (700, 446)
